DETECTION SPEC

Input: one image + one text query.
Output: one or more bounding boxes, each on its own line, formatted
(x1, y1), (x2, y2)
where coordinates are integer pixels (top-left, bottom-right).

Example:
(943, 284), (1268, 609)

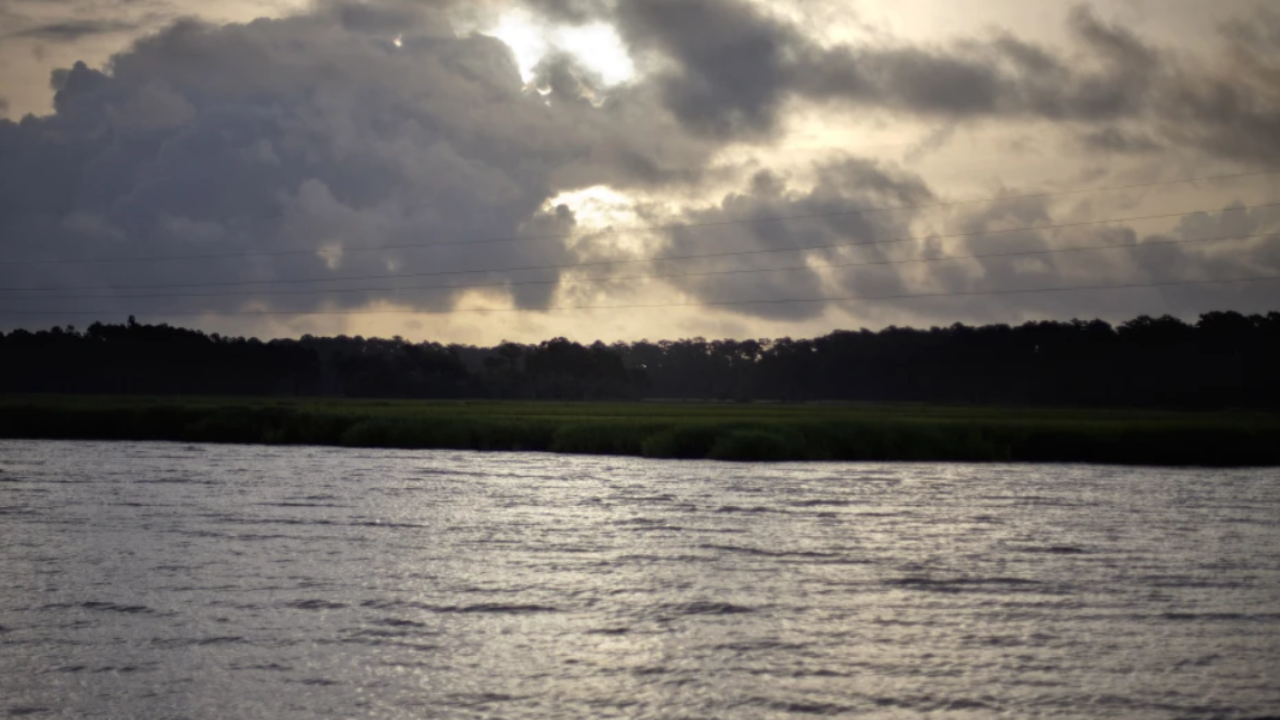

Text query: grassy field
(0, 395), (1277, 466)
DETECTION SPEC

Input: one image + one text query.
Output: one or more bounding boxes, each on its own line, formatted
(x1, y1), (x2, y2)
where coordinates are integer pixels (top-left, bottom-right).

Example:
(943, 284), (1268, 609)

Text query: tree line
(1, 311), (1277, 407)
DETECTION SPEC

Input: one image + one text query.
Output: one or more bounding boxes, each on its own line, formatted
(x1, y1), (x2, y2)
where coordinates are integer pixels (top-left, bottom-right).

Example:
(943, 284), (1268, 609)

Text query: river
(1, 440), (1277, 719)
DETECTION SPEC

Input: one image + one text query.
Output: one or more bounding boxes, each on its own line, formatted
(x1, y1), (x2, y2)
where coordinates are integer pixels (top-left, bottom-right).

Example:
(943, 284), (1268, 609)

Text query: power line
(3, 274), (1278, 318)
(1, 170), (1275, 268)
(3, 202), (1275, 295)
(7, 231), (1269, 303)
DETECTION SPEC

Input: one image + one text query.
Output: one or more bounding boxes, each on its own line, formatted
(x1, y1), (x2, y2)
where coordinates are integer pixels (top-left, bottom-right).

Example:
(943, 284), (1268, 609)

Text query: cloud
(6, 19), (144, 42)
(903, 123), (959, 164)
(614, 0), (803, 139)
(522, 0), (611, 25)
(0, 1), (715, 324)
(641, 155), (1280, 325)
(655, 158), (935, 320)
(0, 0), (1277, 337)
(844, 199), (1280, 328)
(605, 0), (1280, 164)
(0, 0), (180, 48)
(1077, 127), (1163, 155)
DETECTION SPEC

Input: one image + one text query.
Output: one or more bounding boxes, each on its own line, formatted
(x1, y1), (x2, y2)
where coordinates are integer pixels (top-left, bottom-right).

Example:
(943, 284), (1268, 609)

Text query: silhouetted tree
(1, 312), (1277, 407)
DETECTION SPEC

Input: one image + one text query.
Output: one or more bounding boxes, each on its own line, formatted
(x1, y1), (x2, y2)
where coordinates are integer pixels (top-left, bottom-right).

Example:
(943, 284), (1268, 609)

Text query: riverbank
(1, 395), (1276, 466)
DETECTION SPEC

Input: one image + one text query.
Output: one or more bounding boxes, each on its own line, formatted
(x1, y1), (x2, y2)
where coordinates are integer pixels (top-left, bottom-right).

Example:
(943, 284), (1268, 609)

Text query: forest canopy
(1, 311), (1277, 408)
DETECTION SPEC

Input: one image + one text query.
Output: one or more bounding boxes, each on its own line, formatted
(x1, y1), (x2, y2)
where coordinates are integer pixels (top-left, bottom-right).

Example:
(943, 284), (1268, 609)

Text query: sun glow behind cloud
(485, 10), (635, 86)
(3, 0), (1278, 344)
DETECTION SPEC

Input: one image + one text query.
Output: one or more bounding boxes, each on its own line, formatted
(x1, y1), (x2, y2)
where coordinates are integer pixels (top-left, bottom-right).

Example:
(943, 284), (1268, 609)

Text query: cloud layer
(0, 0), (1278, 339)
(0, 1), (712, 321)
(609, 0), (1280, 164)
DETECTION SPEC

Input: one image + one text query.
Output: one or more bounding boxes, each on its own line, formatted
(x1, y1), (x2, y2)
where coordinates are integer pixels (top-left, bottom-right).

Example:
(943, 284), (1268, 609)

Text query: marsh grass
(0, 395), (1275, 466)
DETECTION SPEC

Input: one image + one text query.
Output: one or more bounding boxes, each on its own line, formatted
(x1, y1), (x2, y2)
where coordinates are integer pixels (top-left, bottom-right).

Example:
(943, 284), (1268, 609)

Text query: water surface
(1, 440), (1278, 718)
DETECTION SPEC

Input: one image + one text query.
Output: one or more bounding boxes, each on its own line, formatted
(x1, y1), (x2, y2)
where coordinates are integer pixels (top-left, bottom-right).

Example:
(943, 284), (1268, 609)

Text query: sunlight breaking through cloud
(485, 10), (635, 86)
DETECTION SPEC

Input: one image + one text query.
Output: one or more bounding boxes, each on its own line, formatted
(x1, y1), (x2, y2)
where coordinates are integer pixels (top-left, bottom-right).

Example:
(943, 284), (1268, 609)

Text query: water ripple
(0, 440), (1277, 719)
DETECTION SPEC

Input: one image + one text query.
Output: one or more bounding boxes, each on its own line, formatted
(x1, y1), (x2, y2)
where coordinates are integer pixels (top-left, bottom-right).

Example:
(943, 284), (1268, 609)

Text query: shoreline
(2, 396), (1277, 467)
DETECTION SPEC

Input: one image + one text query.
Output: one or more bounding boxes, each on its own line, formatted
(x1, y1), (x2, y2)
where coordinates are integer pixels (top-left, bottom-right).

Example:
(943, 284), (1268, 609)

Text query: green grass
(0, 395), (1277, 466)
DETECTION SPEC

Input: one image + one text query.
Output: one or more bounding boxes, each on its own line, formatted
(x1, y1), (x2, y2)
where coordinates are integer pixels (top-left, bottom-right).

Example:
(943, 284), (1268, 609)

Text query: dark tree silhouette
(1, 311), (1277, 407)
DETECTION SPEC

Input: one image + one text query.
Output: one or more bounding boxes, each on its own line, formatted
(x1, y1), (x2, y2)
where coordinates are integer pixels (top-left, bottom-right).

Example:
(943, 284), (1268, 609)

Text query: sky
(0, 0), (1278, 344)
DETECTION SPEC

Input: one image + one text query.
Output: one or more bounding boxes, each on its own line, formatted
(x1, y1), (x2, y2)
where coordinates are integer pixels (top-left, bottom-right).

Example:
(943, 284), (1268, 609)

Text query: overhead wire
(2, 171), (1276, 322)
(1, 274), (1277, 317)
(5, 231), (1272, 303)
(2, 202), (1276, 295)
(0, 169), (1275, 268)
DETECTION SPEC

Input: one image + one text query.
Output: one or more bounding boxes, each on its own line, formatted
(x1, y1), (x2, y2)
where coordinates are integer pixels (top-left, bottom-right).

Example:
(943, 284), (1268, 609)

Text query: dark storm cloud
(1077, 127), (1163, 155)
(653, 159), (1280, 324)
(1, 0), (1278, 331)
(0, 1), (714, 323)
(606, 0), (1280, 163)
(0, 0), (178, 46)
(6, 19), (143, 42)
(614, 0), (801, 138)
(315, 0), (451, 36)
(835, 200), (1280, 328)
(656, 158), (935, 320)
(522, 0), (611, 25)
